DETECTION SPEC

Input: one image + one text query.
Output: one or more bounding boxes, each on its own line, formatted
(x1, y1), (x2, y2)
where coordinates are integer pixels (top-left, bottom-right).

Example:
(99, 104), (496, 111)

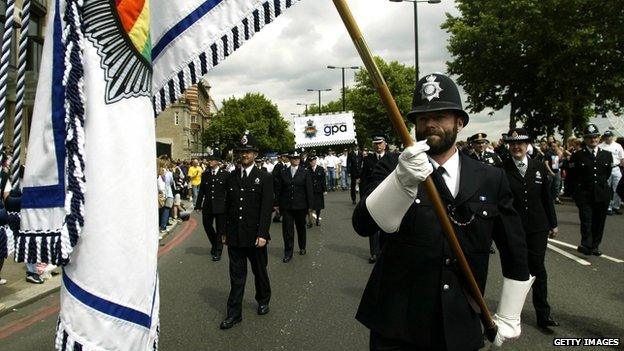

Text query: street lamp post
(296, 102), (310, 115)
(389, 0), (441, 83)
(327, 65), (359, 111)
(306, 88), (332, 114)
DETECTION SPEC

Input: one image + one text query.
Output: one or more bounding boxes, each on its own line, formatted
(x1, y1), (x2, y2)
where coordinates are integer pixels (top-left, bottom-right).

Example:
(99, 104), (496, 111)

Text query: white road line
(548, 238), (624, 263)
(546, 243), (592, 266)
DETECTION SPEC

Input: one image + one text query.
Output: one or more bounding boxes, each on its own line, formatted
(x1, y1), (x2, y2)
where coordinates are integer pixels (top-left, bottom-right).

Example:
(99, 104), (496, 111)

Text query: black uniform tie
(242, 169), (248, 179)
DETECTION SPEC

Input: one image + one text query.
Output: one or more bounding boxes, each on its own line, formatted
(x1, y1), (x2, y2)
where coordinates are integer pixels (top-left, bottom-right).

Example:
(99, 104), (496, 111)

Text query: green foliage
(442, 0), (624, 140)
(202, 93), (295, 154)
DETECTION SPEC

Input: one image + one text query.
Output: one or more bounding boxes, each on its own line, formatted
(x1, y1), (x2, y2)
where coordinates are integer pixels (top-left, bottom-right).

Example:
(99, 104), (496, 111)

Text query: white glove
(491, 276), (536, 349)
(365, 140), (432, 233)
(395, 140), (433, 197)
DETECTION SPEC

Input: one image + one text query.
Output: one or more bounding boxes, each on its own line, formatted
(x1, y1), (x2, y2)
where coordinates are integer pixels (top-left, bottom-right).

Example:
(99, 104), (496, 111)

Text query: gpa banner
(294, 111), (358, 148)
(16, 0), (300, 350)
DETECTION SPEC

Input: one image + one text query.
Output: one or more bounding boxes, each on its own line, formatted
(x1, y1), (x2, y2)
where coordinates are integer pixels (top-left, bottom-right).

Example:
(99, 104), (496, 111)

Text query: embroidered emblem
(588, 124), (597, 133)
(535, 171), (542, 179)
(421, 74), (443, 101)
(254, 178), (260, 185)
(83, 0), (152, 104)
(241, 131), (249, 145)
(511, 131), (519, 138)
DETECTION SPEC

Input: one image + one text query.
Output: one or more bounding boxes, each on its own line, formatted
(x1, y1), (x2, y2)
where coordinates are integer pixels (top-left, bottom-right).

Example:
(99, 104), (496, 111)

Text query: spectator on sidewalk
(339, 149), (349, 191)
(188, 159), (203, 206)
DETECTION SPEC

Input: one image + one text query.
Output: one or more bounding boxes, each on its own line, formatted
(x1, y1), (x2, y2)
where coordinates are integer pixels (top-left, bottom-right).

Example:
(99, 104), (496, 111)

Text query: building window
(174, 112), (179, 125)
(191, 115), (197, 124)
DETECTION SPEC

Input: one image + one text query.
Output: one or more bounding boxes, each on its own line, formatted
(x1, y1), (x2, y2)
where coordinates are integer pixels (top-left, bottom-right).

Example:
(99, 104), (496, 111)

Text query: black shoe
(299, 249), (306, 255)
(316, 220), (320, 226)
(607, 209), (614, 216)
(592, 249), (603, 256)
(614, 209), (622, 215)
(219, 316), (242, 330)
(25, 273), (44, 284)
(306, 223), (313, 229)
(368, 255), (377, 264)
(257, 304), (270, 315)
(212, 255), (221, 262)
(537, 317), (560, 329)
(282, 256), (292, 263)
(577, 245), (592, 256)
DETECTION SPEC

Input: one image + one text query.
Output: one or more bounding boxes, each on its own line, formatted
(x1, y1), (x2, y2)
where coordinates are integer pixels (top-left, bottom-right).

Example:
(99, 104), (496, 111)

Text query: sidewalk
(0, 201), (191, 317)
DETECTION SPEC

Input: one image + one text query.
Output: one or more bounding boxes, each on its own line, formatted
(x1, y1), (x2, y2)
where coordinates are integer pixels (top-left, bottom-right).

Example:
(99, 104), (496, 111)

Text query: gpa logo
(324, 123), (348, 136)
(304, 120), (317, 138)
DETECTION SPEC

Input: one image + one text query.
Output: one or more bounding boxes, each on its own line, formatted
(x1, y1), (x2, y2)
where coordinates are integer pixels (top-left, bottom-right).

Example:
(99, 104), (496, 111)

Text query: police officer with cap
(359, 134), (388, 263)
(271, 152), (290, 223)
(353, 73), (532, 350)
(275, 150), (313, 262)
(468, 133), (502, 167)
(568, 124), (612, 256)
(502, 128), (560, 329)
(195, 148), (228, 261)
(220, 131), (273, 329)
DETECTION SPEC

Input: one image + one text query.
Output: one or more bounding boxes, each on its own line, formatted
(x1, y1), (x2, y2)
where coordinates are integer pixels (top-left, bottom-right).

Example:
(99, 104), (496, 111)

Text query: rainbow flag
(16, 0), (300, 350)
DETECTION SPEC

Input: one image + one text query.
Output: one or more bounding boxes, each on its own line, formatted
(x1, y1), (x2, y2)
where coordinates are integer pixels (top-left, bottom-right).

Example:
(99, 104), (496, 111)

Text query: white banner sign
(294, 111), (357, 148)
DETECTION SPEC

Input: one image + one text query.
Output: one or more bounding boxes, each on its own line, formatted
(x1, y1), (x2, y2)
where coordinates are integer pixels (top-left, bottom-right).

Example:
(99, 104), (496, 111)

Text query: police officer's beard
(416, 125), (458, 155)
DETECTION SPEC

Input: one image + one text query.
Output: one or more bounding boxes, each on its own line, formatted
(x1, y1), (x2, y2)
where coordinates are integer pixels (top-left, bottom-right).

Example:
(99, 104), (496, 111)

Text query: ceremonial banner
(294, 111), (358, 148)
(15, 0), (300, 350)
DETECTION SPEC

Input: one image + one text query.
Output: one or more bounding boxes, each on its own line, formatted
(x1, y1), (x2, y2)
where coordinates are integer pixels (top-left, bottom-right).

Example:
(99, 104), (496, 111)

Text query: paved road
(1, 192), (623, 350)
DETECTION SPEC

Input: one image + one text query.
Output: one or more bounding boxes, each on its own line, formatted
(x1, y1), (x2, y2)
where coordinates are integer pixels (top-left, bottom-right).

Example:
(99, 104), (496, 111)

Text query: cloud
(205, 0), (513, 141)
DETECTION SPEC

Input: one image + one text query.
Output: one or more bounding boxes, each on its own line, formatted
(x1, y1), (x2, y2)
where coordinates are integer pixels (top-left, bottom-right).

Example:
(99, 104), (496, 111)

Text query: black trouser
(527, 230), (550, 321)
(226, 246), (271, 318)
(576, 200), (609, 249)
(350, 175), (359, 202)
(202, 212), (225, 257)
(282, 209), (307, 257)
(369, 231), (381, 257)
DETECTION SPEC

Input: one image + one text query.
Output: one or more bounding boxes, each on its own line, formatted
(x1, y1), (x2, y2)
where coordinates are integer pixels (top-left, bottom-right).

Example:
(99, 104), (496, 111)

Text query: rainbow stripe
(116, 0), (151, 62)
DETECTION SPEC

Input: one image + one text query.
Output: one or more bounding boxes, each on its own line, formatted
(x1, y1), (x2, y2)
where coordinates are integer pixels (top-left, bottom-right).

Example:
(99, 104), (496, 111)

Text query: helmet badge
(421, 74), (443, 102)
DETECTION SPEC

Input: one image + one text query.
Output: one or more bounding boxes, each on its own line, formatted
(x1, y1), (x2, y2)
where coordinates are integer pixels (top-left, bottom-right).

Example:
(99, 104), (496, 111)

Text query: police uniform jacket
(502, 158), (557, 234)
(310, 165), (326, 210)
(359, 153), (385, 195)
(352, 153), (529, 351)
(224, 166), (273, 247)
(347, 150), (361, 178)
(195, 168), (228, 214)
(275, 166), (313, 210)
(568, 147), (612, 203)
(469, 151), (502, 167)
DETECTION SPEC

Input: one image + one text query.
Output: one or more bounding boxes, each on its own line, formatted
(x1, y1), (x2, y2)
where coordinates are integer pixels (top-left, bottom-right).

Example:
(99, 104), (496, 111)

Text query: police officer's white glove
(366, 141), (432, 233)
(395, 141), (433, 197)
(491, 276), (536, 349)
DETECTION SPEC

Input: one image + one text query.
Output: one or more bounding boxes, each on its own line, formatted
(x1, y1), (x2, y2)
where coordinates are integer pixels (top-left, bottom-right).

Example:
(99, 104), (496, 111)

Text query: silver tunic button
(238, 216), (242, 220)
(240, 198), (243, 201)
(442, 284), (450, 291)
(415, 199), (421, 204)
(482, 211), (488, 216)
(444, 258), (451, 266)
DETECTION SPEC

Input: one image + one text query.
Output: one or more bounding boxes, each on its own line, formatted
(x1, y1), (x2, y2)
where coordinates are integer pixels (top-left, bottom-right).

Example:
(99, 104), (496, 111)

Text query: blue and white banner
(16, 0), (301, 350)
(294, 111), (358, 148)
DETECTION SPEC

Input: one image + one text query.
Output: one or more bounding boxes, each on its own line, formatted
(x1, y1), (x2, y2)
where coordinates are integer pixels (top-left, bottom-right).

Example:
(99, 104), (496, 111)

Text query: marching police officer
(359, 134), (388, 263)
(275, 150), (313, 262)
(309, 156), (327, 227)
(352, 73), (532, 350)
(568, 124), (612, 256)
(347, 143), (361, 205)
(220, 131), (273, 330)
(468, 133), (503, 167)
(502, 128), (560, 329)
(195, 150), (228, 261)
(271, 153), (289, 223)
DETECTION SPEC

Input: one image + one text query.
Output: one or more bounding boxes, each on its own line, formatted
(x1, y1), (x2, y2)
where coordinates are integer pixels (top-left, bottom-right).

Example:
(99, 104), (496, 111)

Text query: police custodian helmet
(406, 73), (469, 126)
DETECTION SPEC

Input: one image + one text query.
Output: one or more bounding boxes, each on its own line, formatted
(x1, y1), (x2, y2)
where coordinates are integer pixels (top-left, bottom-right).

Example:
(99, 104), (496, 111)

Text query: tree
(442, 0), (624, 141)
(347, 57), (415, 147)
(202, 93), (295, 154)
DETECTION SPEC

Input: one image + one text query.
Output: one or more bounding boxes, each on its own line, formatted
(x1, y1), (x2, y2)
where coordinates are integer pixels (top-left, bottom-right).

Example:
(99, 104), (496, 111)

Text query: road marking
(548, 239), (624, 263)
(0, 218), (198, 340)
(547, 243), (592, 266)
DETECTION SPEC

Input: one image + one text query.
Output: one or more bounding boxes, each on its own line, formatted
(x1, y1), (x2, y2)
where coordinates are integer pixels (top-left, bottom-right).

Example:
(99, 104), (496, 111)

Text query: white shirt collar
(241, 164), (255, 177)
(428, 148), (461, 197)
(212, 166), (220, 173)
(376, 152), (385, 158)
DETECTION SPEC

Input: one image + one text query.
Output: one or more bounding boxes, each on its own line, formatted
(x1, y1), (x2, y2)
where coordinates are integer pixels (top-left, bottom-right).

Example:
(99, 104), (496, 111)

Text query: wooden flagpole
(332, 0), (498, 341)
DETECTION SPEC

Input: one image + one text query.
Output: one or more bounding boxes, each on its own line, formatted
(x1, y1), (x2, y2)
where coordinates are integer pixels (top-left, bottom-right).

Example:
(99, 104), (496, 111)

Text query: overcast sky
(205, 0), (512, 143)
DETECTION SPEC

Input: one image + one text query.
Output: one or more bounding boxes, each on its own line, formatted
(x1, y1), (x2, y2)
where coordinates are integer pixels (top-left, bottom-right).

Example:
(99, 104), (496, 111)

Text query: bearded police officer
(468, 133), (503, 167)
(352, 73), (533, 350)
(502, 128), (560, 330)
(220, 131), (273, 330)
(568, 124), (613, 256)
(359, 134), (388, 263)
(275, 150), (314, 262)
(195, 150), (228, 261)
